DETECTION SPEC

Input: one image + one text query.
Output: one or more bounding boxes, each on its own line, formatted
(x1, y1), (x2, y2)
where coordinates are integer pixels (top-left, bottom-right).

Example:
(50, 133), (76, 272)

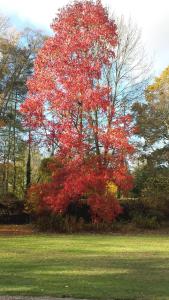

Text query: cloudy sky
(0, 0), (168, 75)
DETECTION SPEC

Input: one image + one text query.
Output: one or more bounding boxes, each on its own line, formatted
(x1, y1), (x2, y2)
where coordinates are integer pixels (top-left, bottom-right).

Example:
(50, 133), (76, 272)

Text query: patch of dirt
(0, 225), (35, 235)
(0, 224), (169, 236)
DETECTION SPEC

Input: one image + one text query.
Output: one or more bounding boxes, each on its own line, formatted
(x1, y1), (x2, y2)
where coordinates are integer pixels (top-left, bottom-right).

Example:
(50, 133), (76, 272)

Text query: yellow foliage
(106, 182), (118, 194)
(145, 66), (169, 106)
(146, 66), (169, 95)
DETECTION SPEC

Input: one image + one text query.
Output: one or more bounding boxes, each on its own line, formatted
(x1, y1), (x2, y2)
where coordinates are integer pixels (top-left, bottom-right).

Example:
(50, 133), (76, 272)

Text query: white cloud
(0, 0), (67, 29)
(0, 0), (169, 74)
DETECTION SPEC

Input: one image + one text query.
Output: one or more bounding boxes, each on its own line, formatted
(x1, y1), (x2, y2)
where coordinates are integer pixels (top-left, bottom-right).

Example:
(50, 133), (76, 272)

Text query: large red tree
(21, 0), (134, 222)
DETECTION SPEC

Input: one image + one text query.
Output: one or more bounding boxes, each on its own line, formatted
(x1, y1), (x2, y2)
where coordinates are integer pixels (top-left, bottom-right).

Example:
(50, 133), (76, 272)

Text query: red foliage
(22, 0), (134, 222)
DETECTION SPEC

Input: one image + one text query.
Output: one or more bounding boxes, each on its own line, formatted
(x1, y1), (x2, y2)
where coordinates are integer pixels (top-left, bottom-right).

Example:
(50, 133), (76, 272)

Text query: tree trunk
(26, 130), (31, 189)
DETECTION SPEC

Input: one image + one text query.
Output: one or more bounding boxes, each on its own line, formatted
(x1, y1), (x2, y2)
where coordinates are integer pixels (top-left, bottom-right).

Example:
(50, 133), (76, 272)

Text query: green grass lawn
(0, 234), (169, 300)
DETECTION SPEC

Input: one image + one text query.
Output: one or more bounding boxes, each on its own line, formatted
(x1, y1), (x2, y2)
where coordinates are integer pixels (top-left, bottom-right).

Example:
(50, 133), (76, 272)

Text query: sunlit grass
(0, 234), (169, 299)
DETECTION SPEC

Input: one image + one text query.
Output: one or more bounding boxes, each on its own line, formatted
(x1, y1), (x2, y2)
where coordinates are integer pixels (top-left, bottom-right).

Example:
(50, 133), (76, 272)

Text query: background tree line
(0, 14), (45, 201)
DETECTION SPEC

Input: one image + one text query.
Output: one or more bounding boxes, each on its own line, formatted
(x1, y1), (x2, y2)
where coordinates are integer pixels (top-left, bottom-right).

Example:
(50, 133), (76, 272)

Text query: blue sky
(0, 0), (169, 75)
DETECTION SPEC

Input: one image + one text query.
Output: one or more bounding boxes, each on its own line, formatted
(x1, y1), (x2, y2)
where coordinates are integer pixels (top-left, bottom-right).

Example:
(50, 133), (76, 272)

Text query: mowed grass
(0, 234), (169, 299)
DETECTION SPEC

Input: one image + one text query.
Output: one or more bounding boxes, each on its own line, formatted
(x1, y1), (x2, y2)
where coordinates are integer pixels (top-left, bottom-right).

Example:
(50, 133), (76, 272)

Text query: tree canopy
(21, 0), (134, 222)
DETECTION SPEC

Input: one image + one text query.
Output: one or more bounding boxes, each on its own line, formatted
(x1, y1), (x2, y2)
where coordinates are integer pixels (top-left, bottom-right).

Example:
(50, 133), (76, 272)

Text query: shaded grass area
(0, 234), (169, 299)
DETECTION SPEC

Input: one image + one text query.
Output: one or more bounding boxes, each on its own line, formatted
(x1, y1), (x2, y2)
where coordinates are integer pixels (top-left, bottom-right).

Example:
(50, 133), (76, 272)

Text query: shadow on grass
(0, 254), (169, 299)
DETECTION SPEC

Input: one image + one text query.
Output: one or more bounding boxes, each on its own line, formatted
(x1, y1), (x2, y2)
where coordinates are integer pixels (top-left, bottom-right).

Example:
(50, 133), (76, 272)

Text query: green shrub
(35, 213), (118, 233)
(132, 214), (159, 229)
(35, 213), (65, 232)
(118, 198), (147, 221)
(118, 198), (165, 223)
(35, 213), (85, 233)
